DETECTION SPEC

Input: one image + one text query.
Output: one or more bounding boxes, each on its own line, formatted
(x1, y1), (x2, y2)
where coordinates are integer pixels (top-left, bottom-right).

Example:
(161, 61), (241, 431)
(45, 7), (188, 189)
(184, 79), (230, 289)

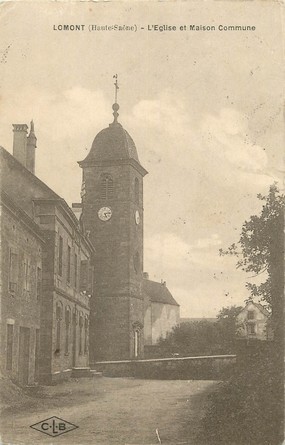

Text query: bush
(156, 307), (243, 358)
(201, 341), (283, 445)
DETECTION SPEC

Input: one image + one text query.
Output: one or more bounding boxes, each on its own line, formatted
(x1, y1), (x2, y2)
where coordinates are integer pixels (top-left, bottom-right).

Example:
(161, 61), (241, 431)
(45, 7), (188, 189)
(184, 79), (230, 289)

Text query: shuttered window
(80, 260), (87, 292)
(9, 249), (18, 292)
(58, 236), (63, 276)
(74, 253), (78, 289)
(79, 315), (83, 355)
(65, 307), (71, 354)
(80, 260), (93, 294)
(84, 317), (89, 354)
(6, 324), (13, 370)
(23, 256), (31, 291)
(56, 304), (62, 352)
(36, 267), (42, 300)
(100, 174), (114, 200)
(67, 245), (71, 283)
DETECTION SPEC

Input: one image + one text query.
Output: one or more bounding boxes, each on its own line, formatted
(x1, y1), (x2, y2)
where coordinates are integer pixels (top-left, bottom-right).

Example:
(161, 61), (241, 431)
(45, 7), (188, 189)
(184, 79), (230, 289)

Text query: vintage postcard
(0, 1), (284, 444)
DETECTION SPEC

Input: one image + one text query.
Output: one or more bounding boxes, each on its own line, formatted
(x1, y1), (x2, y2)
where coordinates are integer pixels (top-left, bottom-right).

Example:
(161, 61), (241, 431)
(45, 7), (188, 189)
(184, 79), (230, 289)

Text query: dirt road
(0, 377), (217, 445)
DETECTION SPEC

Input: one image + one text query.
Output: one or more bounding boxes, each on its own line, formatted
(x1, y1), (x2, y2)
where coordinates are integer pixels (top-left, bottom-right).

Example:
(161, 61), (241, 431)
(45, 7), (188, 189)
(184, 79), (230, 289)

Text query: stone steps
(71, 367), (103, 378)
(90, 370), (103, 378)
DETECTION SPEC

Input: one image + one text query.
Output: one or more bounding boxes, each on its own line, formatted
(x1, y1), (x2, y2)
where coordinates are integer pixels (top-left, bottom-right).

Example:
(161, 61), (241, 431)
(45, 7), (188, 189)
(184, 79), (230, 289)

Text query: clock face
(98, 207), (112, 221)
(135, 210), (140, 225)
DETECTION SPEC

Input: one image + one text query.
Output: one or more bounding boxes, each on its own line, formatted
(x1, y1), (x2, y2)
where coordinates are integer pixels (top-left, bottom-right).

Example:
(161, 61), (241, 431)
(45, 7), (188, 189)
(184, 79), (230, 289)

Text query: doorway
(34, 329), (40, 382)
(18, 327), (30, 385)
(72, 311), (77, 367)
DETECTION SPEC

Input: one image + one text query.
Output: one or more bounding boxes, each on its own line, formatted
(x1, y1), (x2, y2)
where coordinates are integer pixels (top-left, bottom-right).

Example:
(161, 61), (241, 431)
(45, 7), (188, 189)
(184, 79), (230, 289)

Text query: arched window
(134, 330), (140, 358)
(79, 314), (84, 355)
(65, 307), (71, 354)
(55, 303), (63, 353)
(100, 174), (114, 200)
(134, 178), (139, 204)
(132, 321), (143, 358)
(84, 316), (89, 355)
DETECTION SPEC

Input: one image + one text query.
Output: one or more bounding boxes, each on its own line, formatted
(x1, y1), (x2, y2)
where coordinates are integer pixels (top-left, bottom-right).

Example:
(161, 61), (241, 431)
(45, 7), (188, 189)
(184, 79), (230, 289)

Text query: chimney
(12, 121), (37, 174)
(13, 124), (28, 166)
(143, 272), (149, 280)
(26, 120), (37, 174)
(161, 279), (166, 286)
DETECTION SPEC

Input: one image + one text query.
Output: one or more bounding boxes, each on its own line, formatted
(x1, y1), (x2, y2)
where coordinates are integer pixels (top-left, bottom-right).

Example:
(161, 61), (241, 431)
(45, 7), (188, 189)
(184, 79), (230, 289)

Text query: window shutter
(107, 178), (114, 198)
(100, 174), (113, 199)
(9, 248), (19, 291)
(87, 264), (94, 294)
(80, 260), (88, 292)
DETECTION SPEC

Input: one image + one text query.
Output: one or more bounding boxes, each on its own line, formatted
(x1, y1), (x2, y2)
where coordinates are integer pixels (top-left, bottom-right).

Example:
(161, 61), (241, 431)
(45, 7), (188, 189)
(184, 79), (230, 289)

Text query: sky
(0, 1), (284, 317)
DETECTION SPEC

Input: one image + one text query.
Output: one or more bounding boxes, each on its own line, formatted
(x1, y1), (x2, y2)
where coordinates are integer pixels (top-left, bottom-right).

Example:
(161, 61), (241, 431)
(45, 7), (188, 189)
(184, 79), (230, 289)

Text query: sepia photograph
(0, 1), (284, 444)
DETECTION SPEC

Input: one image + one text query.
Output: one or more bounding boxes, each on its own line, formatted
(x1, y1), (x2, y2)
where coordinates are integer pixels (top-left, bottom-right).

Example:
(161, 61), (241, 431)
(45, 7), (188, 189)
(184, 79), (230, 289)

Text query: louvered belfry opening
(100, 174), (114, 200)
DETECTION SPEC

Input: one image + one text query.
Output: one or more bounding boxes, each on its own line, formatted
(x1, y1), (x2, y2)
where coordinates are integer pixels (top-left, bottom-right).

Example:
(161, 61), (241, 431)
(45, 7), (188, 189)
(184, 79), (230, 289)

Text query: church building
(0, 89), (180, 385)
(77, 100), (180, 363)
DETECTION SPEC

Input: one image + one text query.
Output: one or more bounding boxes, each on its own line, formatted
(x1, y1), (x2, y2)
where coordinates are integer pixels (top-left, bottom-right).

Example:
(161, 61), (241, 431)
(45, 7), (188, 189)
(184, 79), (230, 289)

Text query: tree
(156, 306), (243, 357)
(216, 305), (243, 350)
(197, 184), (285, 445)
(157, 321), (219, 357)
(217, 305), (243, 321)
(219, 184), (284, 318)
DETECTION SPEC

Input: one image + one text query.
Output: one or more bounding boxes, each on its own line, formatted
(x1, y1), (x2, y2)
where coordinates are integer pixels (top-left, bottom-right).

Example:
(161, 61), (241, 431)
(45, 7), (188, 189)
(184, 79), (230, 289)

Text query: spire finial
(112, 74), (120, 124)
(113, 73), (119, 103)
(30, 120), (35, 133)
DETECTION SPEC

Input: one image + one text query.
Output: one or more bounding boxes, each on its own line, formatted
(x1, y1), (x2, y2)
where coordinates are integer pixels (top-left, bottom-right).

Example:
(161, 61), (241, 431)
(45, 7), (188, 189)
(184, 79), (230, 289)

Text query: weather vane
(113, 74), (119, 103)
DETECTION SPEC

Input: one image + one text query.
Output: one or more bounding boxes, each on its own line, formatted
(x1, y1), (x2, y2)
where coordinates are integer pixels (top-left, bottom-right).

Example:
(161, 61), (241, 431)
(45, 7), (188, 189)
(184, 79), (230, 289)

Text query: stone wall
(95, 355), (236, 380)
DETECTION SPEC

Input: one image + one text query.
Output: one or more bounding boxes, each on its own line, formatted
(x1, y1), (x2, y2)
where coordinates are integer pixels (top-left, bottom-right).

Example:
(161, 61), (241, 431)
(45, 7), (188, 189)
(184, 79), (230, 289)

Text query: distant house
(236, 301), (272, 340)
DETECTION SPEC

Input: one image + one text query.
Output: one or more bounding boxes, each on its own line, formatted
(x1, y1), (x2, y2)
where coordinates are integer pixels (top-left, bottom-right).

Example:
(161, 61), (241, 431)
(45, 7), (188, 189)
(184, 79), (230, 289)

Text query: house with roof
(1, 123), (94, 384)
(236, 301), (272, 340)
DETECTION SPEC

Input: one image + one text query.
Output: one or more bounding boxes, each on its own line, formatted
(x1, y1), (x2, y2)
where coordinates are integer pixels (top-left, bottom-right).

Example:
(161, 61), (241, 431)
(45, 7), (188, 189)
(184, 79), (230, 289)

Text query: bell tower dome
(78, 97), (147, 362)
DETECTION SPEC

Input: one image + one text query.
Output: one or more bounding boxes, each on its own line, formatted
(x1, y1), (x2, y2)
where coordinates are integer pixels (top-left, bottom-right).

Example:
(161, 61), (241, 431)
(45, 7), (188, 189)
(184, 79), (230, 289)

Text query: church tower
(78, 97), (148, 362)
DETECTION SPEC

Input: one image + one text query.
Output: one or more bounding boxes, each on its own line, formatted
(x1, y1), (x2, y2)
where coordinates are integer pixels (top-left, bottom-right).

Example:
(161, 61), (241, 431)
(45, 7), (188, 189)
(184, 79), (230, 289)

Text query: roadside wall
(95, 355), (236, 380)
